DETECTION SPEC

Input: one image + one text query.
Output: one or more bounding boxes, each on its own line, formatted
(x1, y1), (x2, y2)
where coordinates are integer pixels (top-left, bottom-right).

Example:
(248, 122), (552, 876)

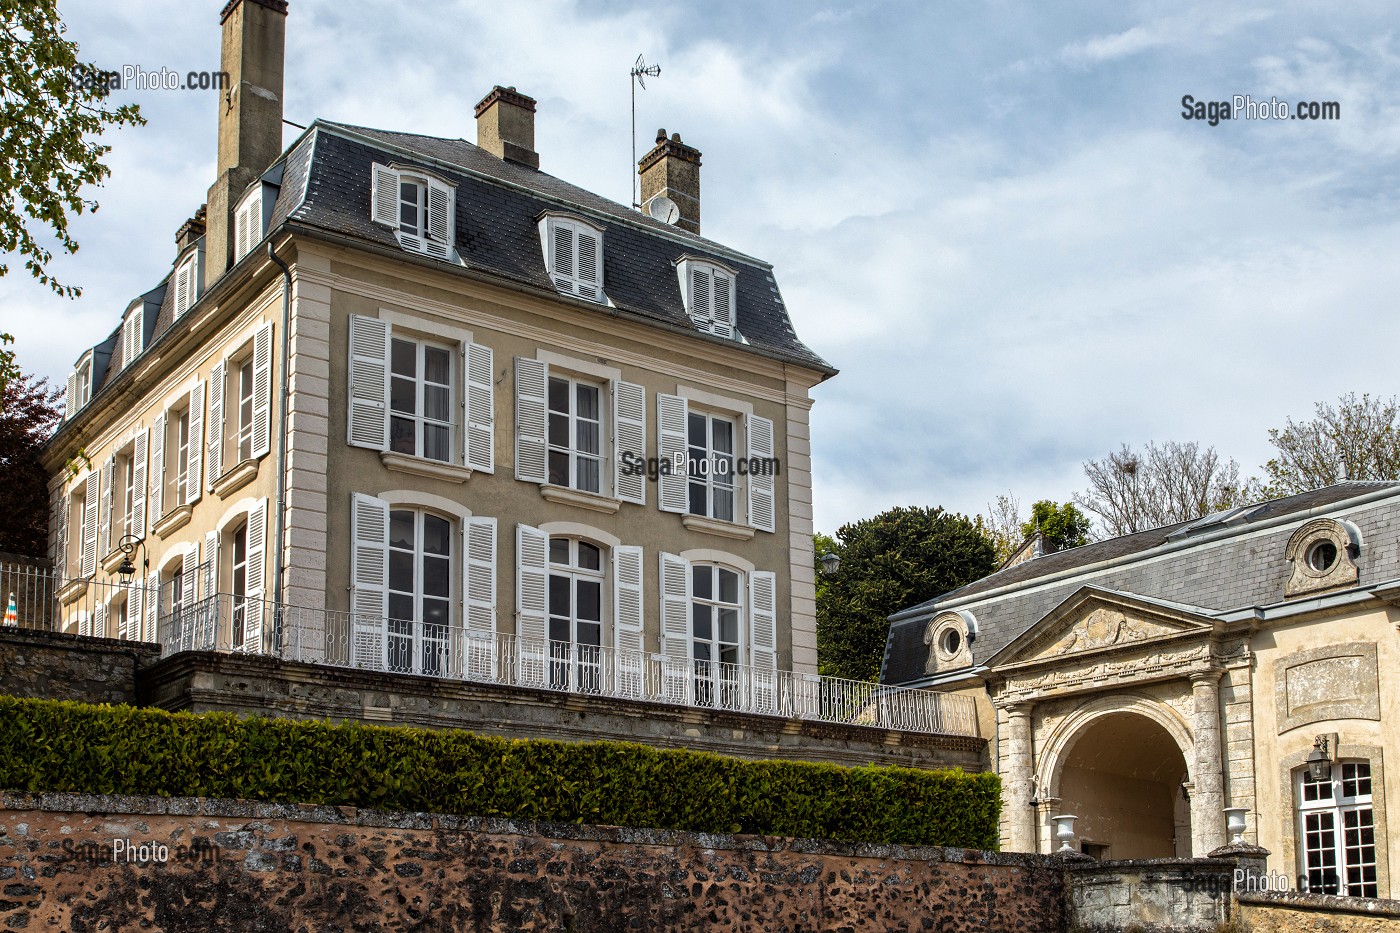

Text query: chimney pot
(475, 85), (539, 169)
(639, 129), (702, 235)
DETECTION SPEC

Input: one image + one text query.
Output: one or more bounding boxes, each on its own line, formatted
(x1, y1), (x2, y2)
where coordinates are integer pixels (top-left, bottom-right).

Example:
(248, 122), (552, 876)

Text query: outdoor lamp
(1307, 736), (1331, 782)
(818, 552), (841, 576)
(116, 534), (145, 585)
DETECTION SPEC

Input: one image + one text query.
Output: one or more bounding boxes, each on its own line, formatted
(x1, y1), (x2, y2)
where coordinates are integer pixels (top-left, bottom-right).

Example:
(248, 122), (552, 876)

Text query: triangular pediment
(988, 586), (1219, 669)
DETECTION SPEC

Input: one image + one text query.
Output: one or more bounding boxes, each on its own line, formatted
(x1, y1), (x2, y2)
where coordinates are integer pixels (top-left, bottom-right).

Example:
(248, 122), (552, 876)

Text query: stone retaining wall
(1237, 891), (1400, 931)
(0, 792), (1063, 932)
(0, 627), (161, 706)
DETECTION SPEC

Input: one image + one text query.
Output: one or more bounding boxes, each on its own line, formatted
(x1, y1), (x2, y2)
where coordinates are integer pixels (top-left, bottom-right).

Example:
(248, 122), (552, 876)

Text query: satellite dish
(648, 196), (680, 225)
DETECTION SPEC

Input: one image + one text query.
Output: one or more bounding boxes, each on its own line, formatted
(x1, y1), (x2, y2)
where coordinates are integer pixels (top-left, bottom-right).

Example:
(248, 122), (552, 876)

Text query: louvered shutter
(124, 583), (141, 642)
(749, 571), (778, 670)
(80, 473), (98, 578)
(613, 545), (645, 698)
(185, 382), (204, 505)
(550, 223), (574, 292)
(131, 428), (148, 536)
(348, 315), (390, 449)
(424, 181), (453, 259)
(51, 488), (67, 579)
(659, 552), (692, 703)
(174, 261), (192, 317)
(204, 530), (219, 599)
(99, 456), (114, 559)
(207, 359), (225, 482)
(690, 267), (712, 330)
(465, 342), (495, 473)
(243, 498), (267, 653)
(65, 372), (78, 419)
(745, 414), (776, 532)
(575, 227), (600, 301)
(150, 413), (166, 522)
(251, 321), (273, 458)
(463, 516), (497, 681)
(657, 394), (688, 513)
(712, 272), (735, 339)
(234, 203), (249, 261)
(143, 569), (159, 643)
(371, 164), (399, 228)
(514, 357), (548, 483)
(612, 381), (646, 505)
(351, 494), (389, 669)
(515, 524), (548, 687)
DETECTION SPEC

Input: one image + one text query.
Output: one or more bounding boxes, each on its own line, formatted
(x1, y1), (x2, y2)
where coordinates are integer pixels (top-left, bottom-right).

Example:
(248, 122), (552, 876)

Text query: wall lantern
(116, 534), (147, 586)
(818, 552), (841, 576)
(1307, 735), (1332, 782)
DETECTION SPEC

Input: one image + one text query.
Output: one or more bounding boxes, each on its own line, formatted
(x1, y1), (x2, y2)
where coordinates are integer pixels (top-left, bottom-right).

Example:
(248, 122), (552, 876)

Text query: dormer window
(174, 253), (200, 318)
(234, 186), (263, 262)
(371, 163), (456, 261)
(538, 214), (604, 303)
(122, 306), (144, 368)
(66, 355), (92, 419)
(676, 256), (737, 339)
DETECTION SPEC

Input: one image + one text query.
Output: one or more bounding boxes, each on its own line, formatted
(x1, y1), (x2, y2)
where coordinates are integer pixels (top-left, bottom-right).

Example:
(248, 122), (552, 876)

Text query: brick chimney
(175, 205), (207, 253)
(474, 86), (539, 169)
(206, 0), (288, 284)
(639, 129), (702, 235)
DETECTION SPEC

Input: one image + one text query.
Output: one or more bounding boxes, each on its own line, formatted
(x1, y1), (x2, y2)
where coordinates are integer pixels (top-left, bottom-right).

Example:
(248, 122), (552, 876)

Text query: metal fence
(2, 561), (979, 738)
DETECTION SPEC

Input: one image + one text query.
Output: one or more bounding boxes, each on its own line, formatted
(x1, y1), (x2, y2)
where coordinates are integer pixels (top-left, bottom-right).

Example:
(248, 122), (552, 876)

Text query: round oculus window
(940, 628), (963, 657)
(1307, 540), (1339, 573)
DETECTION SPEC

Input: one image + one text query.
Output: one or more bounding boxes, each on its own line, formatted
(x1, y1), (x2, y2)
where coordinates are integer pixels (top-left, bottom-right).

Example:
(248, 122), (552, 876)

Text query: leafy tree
(0, 365), (62, 556)
(1263, 393), (1400, 496)
(816, 506), (996, 683)
(1074, 440), (1261, 538)
(977, 492), (1023, 565)
(0, 0), (144, 297)
(813, 531), (838, 604)
(1021, 499), (1092, 553)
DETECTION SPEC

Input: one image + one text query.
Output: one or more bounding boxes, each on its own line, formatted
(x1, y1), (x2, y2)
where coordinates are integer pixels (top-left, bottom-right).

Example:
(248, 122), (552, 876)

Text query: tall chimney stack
(206, 0), (288, 284)
(474, 86), (539, 169)
(639, 129), (701, 235)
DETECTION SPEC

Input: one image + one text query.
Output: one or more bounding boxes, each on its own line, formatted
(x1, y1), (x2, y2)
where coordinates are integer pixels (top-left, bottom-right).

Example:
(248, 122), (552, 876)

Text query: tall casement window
(370, 163), (457, 261)
(690, 563), (742, 706)
(1298, 761), (1378, 897)
(346, 316), (494, 474)
(548, 376), (602, 493)
(687, 411), (736, 522)
(657, 394), (775, 532)
(119, 455), (137, 538)
(235, 360), (255, 461)
(547, 537), (605, 690)
(230, 523), (249, 649)
(387, 508), (453, 676)
(207, 323), (272, 487)
(537, 214), (605, 302)
(391, 338), (453, 463)
(151, 382), (204, 522)
(174, 409), (193, 505)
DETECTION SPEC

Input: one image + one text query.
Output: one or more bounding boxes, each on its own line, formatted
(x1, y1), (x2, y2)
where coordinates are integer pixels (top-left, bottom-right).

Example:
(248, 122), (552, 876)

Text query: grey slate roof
(882, 481), (1400, 686)
(72, 120), (833, 419)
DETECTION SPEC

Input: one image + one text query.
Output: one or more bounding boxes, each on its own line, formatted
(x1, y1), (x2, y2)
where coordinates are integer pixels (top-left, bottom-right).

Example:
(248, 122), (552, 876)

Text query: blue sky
(7, 1), (1400, 535)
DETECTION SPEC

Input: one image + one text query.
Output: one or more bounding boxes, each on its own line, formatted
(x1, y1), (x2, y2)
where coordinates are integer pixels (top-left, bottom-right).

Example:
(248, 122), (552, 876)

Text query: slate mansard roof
(66, 121), (834, 421)
(881, 481), (1400, 686)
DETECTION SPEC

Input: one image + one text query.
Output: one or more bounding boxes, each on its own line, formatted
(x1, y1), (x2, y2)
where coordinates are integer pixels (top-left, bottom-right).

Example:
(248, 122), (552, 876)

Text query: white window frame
(370, 163), (457, 262)
(117, 447), (137, 540)
(230, 521), (249, 649)
(537, 213), (606, 303)
(173, 406), (192, 506)
(676, 256), (738, 339)
(547, 536), (607, 691)
(547, 373), (605, 494)
(235, 357), (256, 463)
(386, 506), (455, 677)
(389, 336), (456, 464)
(1297, 760), (1379, 898)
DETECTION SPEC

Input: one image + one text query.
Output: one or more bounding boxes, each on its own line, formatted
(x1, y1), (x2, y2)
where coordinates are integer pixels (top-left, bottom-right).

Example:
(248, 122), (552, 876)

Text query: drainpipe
(267, 242), (293, 650)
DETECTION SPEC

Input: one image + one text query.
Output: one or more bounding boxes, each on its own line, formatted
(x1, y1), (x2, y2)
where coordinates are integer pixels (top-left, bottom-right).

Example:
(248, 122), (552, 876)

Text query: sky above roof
(7, 1), (1399, 536)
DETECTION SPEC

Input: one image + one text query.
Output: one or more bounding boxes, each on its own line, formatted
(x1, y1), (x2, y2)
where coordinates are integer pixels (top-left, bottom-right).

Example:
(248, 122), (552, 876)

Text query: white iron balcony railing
(153, 594), (979, 738)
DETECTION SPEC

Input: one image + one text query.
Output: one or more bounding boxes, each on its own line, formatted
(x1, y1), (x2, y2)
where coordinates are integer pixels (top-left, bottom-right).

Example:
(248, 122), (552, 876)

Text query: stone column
(1190, 671), (1227, 854)
(1004, 702), (1038, 853)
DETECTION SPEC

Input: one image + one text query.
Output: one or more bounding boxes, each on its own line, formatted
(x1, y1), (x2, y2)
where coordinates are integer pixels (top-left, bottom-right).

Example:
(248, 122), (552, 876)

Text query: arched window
(230, 522), (248, 649)
(387, 508), (453, 675)
(1297, 760), (1377, 897)
(690, 562), (743, 708)
(548, 537), (606, 691)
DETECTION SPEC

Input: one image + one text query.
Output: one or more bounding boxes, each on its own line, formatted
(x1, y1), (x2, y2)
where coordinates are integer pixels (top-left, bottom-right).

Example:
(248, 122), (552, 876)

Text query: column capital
(1190, 669), (1224, 688)
(1001, 700), (1035, 718)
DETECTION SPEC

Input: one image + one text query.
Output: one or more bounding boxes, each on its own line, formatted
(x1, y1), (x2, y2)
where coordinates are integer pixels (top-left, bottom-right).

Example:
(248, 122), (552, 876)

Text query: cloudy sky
(7, 0), (1400, 536)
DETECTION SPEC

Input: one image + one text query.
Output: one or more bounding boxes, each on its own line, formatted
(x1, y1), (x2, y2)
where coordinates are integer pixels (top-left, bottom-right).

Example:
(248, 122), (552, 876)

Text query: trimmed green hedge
(0, 696), (1000, 849)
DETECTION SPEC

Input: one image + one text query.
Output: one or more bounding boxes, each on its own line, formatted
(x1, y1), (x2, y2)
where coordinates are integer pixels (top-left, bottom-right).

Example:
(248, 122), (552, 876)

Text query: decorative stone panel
(1274, 642), (1380, 734)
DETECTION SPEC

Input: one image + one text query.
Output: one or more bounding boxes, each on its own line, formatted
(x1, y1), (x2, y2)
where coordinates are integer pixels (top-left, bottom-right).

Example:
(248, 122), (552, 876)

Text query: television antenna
(630, 54), (661, 209)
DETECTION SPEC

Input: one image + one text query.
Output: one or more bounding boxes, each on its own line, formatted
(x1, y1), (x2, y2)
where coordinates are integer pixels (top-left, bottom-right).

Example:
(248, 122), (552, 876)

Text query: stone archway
(1038, 696), (1196, 859)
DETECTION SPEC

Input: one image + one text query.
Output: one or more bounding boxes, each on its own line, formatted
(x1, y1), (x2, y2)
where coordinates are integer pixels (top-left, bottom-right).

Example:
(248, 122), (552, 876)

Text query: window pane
(389, 551), (414, 592)
(391, 339), (416, 378)
(692, 566), (712, 600)
(423, 598), (448, 627)
(424, 346), (450, 385)
(425, 385), (450, 422)
(388, 593), (413, 622)
(424, 424), (449, 463)
(718, 569), (739, 605)
(390, 511), (415, 549)
(693, 642), (711, 662)
(548, 575), (570, 617)
(713, 419), (733, 455)
(688, 482), (707, 516)
(578, 621), (602, 647)
(577, 456), (600, 493)
(423, 556), (449, 599)
(692, 603), (712, 640)
(576, 384), (599, 420)
(714, 488), (735, 523)
(423, 515), (451, 555)
(548, 377), (569, 413)
(577, 420), (600, 456)
(720, 608), (739, 644)
(549, 616), (570, 643)
(548, 413), (569, 447)
(548, 450), (569, 487)
(577, 580), (601, 622)
(390, 375), (416, 414)
(549, 538), (570, 565)
(720, 645), (738, 665)
(577, 542), (601, 571)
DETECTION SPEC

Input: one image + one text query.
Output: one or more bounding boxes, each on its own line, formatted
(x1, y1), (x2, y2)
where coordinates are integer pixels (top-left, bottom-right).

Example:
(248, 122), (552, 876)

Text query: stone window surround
(1276, 741), (1388, 899)
(1284, 518), (1361, 598)
(924, 610), (976, 675)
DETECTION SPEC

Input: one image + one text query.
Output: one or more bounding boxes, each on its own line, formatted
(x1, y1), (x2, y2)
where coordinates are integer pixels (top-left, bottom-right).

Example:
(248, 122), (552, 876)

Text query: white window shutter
(150, 413), (166, 522)
(131, 428), (148, 537)
(204, 529), (219, 599)
(124, 583), (141, 642)
(657, 394), (688, 513)
(207, 360), (225, 482)
(576, 228), (600, 300)
(371, 163), (399, 228)
(185, 381), (204, 505)
(425, 181), (453, 258)
(550, 222), (574, 291)
(143, 569), (159, 643)
(612, 380), (646, 505)
(515, 523), (549, 687)
(243, 498), (267, 652)
(514, 356), (548, 483)
(174, 261), (192, 317)
(251, 321), (273, 458)
(613, 544), (644, 653)
(81, 473), (98, 578)
(51, 489), (67, 579)
(659, 552), (692, 703)
(99, 456), (114, 559)
(347, 315), (390, 450)
(690, 267), (712, 329)
(465, 342), (495, 474)
(65, 372), (78, 419)
(351, 493), (389, 669)
(749, 570), (778, 671)
(89, 602), (104, 639)
(746, 413), (776, 533)
(234, 203), (249, 262)
(712, 272), (735, 339)
(464, 517), (497, 636)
